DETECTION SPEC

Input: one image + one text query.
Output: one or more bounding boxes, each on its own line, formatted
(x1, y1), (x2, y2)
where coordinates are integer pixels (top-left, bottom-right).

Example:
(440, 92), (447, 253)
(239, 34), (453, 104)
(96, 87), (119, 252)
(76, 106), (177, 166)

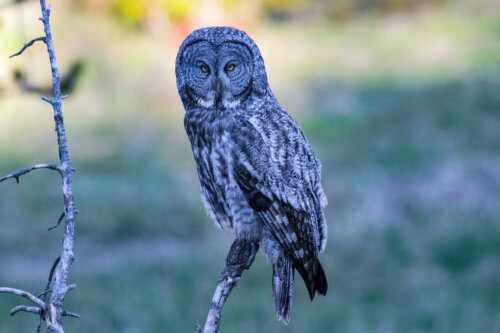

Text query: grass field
(1, 1), (499, 332)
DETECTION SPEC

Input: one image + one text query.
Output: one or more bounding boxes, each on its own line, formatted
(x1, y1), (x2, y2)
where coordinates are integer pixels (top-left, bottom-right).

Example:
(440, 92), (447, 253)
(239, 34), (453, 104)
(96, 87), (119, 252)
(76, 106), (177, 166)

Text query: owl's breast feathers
(184, 108), (236, 229)
(185, 106), (328, 299)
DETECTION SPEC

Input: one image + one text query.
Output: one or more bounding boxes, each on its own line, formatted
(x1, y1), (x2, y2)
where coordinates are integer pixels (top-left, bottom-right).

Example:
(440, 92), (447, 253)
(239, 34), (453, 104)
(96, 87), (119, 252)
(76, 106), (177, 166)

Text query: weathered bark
(198, 239), (259, 333)
(0, 1), (78, 332)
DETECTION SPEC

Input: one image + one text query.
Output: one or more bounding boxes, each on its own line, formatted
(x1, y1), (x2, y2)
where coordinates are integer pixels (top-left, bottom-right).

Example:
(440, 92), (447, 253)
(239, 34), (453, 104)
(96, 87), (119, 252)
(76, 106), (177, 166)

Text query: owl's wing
(231, 109), (328, 299)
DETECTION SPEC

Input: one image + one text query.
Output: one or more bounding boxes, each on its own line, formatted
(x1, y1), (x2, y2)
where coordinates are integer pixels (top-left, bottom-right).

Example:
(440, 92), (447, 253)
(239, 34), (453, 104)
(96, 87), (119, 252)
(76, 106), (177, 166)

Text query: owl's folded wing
(231, 114), (327, 298)
(233, 160), (327, 299)
(231, 110), (327, 249)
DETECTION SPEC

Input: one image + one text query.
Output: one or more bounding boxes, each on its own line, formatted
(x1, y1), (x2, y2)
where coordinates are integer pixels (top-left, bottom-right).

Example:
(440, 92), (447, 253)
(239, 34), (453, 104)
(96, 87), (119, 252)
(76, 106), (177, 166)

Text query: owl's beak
(211, 78), (223, 106)
(214, 79), (222, 93)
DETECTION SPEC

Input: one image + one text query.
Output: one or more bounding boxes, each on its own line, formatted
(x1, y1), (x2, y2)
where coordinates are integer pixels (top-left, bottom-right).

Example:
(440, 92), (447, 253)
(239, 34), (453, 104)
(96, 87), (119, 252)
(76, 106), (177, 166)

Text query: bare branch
(41, 96), (54, 104)
(0, 164), (60, 183)
(37, 289), (52, 298)
(38, 1), (78, 331)
(0, 288), (46, 308)
(10, 305), (42, 316)
(1, 1), (78, 332)
(64, 284), (76, 294)
(5, 303), (77, 320)
(62, 311), (80, 318)
(203, 277), (238, 332)
(38, 256), (61, 333)
(9, 36), (46, 58)
(200, 239), (259, 333)
(48, 213), (65, 231)
(43, 257), (60, 301)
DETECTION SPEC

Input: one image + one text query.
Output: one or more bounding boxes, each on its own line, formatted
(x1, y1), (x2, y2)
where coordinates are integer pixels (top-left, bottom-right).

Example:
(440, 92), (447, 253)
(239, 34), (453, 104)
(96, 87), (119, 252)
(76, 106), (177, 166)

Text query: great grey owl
(175, 26), (327, 324)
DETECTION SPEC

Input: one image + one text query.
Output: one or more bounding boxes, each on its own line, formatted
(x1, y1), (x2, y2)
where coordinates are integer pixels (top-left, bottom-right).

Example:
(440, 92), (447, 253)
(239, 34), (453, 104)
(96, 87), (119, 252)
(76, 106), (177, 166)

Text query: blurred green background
(1, 0), (499, 332)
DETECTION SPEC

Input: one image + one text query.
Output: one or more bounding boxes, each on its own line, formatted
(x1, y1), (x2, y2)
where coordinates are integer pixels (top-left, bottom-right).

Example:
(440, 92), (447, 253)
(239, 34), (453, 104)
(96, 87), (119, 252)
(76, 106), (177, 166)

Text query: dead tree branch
(0, 286), (80, 321)
(0, 287), (46, 308)
(48, 213), (65, 231)
(1, 1), (78, 332)
(0, 163), (60, 183)
(9, 36), (46, 58)
(198, 239), (259, 333)
(37, 257), (59, 333)
(10, 305), (43, 316)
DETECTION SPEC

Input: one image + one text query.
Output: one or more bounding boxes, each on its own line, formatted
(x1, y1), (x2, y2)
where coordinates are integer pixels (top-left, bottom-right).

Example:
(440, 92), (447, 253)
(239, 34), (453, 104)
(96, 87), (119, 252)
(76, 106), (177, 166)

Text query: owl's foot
(222, 238), (259, 279)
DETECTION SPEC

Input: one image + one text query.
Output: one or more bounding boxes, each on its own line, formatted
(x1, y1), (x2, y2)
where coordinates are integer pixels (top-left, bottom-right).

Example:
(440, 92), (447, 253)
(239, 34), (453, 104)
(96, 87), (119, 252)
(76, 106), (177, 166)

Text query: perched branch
(200, 239), (259, 333)
(0, 163), (60, 183)
(203, 277), (237, 332)
(9, 36), (46, 58)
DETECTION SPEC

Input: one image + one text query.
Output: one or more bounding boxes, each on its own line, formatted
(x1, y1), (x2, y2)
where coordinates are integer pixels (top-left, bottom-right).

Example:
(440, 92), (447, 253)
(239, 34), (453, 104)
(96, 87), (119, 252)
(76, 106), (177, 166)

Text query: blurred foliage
(261, 0), (308, 12)
(1, 0), (500, 332)
(109, 0), (201, 26)
(85, 0), (474, 28)
(161, 0), (193, 23)
(324, 0), (449, 20)
(111, 0), (149, 27)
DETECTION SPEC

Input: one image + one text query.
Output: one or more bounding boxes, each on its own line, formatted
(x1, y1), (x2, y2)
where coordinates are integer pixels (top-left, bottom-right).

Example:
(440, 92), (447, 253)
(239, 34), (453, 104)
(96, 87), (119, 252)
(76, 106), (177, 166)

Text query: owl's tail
(293, 256), (328, 301)
(272, 255), (294, 325)
(305, 258), (328, 300)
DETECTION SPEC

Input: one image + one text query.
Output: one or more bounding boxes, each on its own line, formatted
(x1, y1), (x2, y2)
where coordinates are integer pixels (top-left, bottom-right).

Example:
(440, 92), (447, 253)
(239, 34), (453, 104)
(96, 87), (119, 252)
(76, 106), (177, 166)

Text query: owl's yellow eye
(225, 63), (235, 71)
(200, 64), (209, 73)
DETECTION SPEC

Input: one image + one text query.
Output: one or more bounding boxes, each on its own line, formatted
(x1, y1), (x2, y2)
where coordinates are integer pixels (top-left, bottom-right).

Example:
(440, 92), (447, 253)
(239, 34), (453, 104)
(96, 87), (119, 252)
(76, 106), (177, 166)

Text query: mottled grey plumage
(176, 26), (328, 324)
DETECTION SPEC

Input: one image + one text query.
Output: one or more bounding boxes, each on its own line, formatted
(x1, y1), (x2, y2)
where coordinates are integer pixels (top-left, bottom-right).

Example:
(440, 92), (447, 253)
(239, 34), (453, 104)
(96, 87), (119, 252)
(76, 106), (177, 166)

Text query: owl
(175, 27), (328, 324)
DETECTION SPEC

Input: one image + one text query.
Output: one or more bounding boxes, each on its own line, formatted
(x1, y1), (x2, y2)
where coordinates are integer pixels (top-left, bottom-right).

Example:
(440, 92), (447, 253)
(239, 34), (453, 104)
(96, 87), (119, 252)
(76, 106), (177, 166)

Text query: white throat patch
(222, 99), (241, 109)
(198, 98), (215, 108)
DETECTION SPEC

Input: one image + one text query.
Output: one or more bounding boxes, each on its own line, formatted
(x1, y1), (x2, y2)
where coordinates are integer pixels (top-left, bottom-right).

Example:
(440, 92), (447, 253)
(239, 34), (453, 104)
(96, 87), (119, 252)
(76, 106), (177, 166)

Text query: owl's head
(175, 27), (270, 111)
